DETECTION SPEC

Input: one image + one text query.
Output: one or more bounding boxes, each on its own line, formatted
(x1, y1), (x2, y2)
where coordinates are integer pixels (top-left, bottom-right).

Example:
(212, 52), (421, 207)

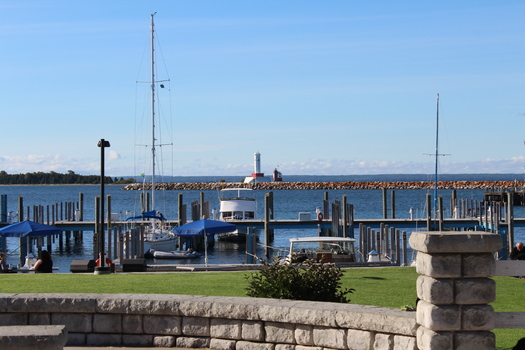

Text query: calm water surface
(1, 175), (524, 272)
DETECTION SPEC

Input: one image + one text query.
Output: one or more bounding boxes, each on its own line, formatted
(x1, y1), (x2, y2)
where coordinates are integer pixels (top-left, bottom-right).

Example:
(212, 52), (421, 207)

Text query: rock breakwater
(121, 180), (525, 191)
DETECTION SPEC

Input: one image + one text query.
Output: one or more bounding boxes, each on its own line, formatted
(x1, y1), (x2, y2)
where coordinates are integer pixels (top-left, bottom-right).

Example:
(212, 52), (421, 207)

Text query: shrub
(245, 259), (355, 303)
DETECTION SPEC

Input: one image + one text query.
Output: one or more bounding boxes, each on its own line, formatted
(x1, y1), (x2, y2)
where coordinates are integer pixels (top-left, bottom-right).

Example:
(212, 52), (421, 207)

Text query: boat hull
(143, 239), (178, 253)
(150, 249), (201, 259)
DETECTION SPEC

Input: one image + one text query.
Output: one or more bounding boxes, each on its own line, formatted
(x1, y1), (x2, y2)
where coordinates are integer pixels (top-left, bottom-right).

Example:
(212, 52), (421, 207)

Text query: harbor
(1, 175), (525, 273)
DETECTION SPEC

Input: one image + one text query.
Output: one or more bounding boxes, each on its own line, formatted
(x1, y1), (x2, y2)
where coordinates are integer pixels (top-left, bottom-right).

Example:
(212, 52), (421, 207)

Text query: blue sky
(1, 1), (525, 177)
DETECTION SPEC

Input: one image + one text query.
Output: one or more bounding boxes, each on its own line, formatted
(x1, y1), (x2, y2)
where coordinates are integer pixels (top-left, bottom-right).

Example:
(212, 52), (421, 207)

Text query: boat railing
(219, 197), (255, 201)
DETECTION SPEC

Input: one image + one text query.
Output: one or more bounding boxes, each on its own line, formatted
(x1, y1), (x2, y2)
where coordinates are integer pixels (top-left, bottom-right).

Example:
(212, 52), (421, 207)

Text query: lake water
(2, 174), (524, 272)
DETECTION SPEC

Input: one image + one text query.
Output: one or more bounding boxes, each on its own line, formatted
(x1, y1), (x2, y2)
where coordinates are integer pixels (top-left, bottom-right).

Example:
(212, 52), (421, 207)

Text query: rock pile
(121, 180), (525, 191)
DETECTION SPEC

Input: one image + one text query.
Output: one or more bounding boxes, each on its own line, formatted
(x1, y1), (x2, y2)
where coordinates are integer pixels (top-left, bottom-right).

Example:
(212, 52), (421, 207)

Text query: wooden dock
(48, 216), (525, 232)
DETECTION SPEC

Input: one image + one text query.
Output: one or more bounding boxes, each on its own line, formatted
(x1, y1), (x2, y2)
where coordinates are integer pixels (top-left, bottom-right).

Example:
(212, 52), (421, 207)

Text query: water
(2, 173), (524, 272)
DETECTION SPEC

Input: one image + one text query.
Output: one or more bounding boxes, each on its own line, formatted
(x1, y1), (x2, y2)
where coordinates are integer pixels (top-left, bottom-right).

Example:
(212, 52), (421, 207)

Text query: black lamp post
(95, 139), (111, 275)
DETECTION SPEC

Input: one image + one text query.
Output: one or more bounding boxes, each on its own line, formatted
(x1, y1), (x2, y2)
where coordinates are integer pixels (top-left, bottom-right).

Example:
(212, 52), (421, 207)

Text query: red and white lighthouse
(251, 152), (264, 178)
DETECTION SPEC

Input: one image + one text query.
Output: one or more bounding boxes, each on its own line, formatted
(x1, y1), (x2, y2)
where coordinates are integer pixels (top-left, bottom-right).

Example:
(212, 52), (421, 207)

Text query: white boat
(126, 13), (178, 254)
(285, 237), (357, 264)
(218, 188), (257, 242)
(149, 249), (201, 259)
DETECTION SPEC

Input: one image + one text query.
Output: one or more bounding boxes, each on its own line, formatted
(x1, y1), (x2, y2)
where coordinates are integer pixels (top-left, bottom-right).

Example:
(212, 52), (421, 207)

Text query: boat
(149, 249), (201, 259)
(217, 188), (257, 242)
(285, 237), (357, 264)
(126, 13), (178, 254)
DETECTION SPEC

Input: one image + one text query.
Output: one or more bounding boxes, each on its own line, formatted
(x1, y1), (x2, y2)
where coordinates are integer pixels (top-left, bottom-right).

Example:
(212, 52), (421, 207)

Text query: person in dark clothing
(511, 242), (525, 260)
(33, 250), (53, 273)
(0, 252), (6, 273)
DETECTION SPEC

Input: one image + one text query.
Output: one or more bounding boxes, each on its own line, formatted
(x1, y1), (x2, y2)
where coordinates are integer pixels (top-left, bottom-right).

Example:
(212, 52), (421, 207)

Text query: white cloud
(0, 154), (524, 177)
(108, 151), (120, 161)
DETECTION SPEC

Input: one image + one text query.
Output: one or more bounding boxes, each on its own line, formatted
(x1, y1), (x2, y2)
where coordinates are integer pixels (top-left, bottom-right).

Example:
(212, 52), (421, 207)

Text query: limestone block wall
(0, 293), (417, 349)
(409, 231), (502, 350)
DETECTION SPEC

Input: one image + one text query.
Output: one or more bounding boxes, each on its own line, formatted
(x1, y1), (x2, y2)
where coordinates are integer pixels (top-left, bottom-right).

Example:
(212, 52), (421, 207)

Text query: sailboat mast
(434, 93), (439, 215)
(150, 12), (156, 211)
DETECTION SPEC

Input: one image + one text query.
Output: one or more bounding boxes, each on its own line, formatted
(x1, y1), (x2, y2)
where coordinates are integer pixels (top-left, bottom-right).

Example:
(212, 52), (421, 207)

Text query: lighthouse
(251, 152), (264, 178)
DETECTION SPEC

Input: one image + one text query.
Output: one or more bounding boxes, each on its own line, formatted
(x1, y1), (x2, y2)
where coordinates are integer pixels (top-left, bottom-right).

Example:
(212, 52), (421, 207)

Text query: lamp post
(94, 139), (111, 275)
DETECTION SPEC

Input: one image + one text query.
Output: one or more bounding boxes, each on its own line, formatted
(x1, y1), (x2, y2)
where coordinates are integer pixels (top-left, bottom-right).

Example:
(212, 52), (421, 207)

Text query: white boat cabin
(219, 188), (256, 221)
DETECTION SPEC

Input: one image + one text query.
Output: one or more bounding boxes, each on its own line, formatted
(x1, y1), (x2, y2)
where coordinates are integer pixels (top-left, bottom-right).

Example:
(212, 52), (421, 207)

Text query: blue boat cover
(0, 220), (61, 237)
(125, 210), (167, 221)
(174, 219), (236, 236)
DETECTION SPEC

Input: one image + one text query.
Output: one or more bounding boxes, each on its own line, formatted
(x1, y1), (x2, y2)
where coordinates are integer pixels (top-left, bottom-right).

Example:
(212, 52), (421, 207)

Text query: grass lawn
(0, 267), (523, 349)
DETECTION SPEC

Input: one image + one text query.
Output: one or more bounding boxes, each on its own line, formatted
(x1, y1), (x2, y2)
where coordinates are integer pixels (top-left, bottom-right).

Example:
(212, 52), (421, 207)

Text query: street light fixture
(94, 139), (111, 275)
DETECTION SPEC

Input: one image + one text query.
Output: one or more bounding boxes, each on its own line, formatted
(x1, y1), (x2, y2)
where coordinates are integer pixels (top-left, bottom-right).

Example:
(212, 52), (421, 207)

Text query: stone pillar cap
(409, 231), (502, 254)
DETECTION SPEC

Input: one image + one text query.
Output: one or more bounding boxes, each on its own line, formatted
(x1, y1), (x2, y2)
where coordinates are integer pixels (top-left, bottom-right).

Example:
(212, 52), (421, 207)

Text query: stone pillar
(410, 231), (502, 350)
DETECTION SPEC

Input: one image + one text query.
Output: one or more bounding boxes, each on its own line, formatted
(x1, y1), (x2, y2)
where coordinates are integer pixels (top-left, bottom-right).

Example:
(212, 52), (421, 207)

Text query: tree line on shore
(0, 171), (135, 185)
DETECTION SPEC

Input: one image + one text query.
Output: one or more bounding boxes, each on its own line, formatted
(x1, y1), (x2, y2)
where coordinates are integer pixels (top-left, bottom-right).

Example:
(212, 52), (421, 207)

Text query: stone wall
(409, 231), (502, 350)
(0, 293), (417, 349)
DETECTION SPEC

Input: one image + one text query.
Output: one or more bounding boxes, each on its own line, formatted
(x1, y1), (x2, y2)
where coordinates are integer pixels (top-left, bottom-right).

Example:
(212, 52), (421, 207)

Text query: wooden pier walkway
(48, 217), (525, 232)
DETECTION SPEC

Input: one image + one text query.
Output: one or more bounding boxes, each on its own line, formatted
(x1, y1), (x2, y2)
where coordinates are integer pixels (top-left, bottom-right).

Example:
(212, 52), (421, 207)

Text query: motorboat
(217, 188), (257, 242)
(285, 236), (357, 264)
(148, 249), (201, 259)
(219, 188), (256, 220)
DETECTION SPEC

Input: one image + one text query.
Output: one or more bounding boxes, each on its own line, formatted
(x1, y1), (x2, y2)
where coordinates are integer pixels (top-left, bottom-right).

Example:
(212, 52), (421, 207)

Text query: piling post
(395, 229), (400, 266)
(379, 223), (385, 257)
(451, 189), (457, 218)
(200, 192), (205, 219)
(402, 231), (407, 266)
(46, 205), (51, 252)
(107, 195), (112, 260)
(79, 193), (84, 221)
(506, 191), (514, 259)
(438, 196), (444, 231)
(357, 223), (362, 257)
(426, 193), (432, 231)
(375, 230), (381, 256)
(268, 191), (274, 242)
(18, 196), (27, 266)
(368, 227), (373, 251)
(264, 193), (270, 259)
(348, 203), (354, 238)
(391, 190), (396, 219)
(382, 188), (387, 219)
(0, 195), (7, 223)
(116, 226), (122, 262)
(382, 224), (388, 258)
(342, 195), (348, 238)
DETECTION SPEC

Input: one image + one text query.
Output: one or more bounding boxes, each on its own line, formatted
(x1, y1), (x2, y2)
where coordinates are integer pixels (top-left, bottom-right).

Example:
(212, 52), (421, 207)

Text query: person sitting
(33, 250), (53, 273)
(511, 242), (525, 260)
(0, 252), (6, 273)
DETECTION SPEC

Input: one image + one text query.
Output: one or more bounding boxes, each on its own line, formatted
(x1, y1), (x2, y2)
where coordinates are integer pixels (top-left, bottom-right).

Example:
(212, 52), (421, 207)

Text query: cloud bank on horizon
(1, 2), (525, 177)
(0, 154), (524, 177)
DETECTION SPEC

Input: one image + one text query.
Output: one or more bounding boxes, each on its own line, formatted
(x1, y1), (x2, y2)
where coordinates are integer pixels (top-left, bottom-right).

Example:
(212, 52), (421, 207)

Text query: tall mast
(150, 12), (156, 211)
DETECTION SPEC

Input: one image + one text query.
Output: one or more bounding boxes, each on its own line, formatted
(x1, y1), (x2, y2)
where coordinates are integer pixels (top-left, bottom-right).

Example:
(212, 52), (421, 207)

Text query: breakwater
(121, 180), (525, 191)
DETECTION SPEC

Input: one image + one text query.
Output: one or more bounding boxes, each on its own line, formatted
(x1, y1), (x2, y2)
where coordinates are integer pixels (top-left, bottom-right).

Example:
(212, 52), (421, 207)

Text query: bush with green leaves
(245, 259), (354, 303)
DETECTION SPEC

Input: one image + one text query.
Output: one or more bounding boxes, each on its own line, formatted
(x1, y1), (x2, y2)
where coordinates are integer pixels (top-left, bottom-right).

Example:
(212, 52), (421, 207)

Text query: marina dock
(0, 185), (523, 270)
